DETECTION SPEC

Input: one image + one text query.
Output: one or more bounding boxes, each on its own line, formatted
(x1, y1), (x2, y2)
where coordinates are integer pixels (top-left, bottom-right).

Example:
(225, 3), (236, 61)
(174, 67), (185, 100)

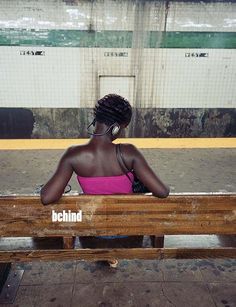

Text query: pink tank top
(77, 172), (134, 238)
(77, 172), (134, 194)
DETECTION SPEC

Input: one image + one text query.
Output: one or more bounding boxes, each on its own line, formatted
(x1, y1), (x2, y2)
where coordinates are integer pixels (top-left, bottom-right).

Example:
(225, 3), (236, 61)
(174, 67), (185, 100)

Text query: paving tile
(72, 282), (163, 307)
(162, 282), (216, 307)
(21, 261), (76, 285)
(71, 281), (215, 307)
(0, 284), (73, 307)
(75, 260), (163, 283)
(208, 283), (236, 307)
(196, 259), (236, 282)
(0, 285), (38, 307)
(159, 259), (203, 281)
(34, 284), (73, 307)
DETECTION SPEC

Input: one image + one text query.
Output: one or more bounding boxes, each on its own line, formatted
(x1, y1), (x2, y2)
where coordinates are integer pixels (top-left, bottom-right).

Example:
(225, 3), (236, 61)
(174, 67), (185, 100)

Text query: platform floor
(0, 148), (235, 195)
(0, 146), (235, 306)
(0, 258), (235, 307)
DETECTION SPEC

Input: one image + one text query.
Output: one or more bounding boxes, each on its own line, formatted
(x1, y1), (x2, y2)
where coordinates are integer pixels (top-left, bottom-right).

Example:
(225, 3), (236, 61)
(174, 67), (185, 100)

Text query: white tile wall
(0, 1), (236, 109)
(0, 0), (163, 31)
(0, 46), (80, 107)
(139, 49), (236, 108)
(99, 76), (135, 106)
(167, 49), (234, 108)
(1, 46), (235, 108)
(78, 48), (134, 107)
(167, 1), (236, 32)
(1, 0), (235, 32)
(0, 0), (236, 32)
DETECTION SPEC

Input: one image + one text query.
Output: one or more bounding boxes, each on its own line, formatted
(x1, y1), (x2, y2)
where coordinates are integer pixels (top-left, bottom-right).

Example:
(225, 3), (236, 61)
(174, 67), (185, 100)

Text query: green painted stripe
(0, 29), (133, 48)
(152, 32), (236, 49)
(0, 29), (236, 48)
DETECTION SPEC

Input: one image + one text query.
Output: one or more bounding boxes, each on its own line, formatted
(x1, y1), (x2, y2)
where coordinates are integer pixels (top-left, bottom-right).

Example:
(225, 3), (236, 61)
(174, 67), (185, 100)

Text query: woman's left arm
(40, 149), (74, 205)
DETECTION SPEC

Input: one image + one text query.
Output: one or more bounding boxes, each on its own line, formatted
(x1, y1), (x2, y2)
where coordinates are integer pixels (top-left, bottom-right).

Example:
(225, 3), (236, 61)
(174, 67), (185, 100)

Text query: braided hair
(94, 94), (132, 126)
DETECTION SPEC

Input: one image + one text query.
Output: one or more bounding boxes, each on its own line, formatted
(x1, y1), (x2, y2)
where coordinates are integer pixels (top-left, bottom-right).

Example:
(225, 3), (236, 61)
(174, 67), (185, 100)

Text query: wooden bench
(0, 193), (235, 262)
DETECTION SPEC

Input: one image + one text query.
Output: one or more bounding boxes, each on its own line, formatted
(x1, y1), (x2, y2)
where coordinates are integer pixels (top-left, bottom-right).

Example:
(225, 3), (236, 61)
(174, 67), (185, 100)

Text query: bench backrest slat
(0, 194), (235, 237)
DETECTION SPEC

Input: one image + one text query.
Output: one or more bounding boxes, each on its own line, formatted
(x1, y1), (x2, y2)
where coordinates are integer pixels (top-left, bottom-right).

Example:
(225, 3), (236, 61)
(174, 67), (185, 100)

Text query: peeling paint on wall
(0, 108), (235, 138)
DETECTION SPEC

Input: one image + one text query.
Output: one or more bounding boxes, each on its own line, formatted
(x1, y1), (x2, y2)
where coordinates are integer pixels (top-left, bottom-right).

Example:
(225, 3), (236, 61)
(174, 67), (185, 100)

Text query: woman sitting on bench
(40, 94), (169, 267)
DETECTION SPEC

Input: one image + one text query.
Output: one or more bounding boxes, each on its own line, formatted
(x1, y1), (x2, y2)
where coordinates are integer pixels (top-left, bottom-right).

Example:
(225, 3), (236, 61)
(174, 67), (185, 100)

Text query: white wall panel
(0, 1), (235, 109)
(76, 48), (236, 109)
(0, 0), (89, 30)
(0, 0), (164, 32)
(99, 76), (135, 106)
(0, 0), (235, 32)
(0, 46), (80, 108)
(167, 2), (236, 32)
(143, 49), (236, 108)
(0, 46), (235, 109)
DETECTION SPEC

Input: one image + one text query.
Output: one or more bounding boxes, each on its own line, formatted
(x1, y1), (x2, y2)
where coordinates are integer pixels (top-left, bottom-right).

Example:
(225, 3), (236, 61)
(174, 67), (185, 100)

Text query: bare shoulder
(120, 143), (141, 157)
(119, 143), (143, 169)
(61, 144), (88, 160)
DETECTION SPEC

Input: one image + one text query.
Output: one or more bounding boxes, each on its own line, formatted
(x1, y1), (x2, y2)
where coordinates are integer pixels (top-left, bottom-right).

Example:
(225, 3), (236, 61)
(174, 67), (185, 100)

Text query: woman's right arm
(40, 148), (74, 205)
(128, 144), (170, 198)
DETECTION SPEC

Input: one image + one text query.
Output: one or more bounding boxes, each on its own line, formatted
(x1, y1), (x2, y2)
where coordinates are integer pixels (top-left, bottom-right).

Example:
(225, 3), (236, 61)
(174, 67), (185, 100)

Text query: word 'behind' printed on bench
(52, 210), (82, 222)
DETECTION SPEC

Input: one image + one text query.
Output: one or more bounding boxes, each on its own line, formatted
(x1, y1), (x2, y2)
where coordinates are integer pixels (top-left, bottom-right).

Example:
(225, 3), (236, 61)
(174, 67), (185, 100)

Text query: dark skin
(40, 121), (170, 205)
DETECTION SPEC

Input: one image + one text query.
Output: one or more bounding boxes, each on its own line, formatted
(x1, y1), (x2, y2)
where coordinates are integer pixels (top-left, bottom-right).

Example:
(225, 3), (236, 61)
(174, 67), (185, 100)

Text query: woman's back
(40, 94), (169, 206)
(68, 142), (134, 194)
(70, 142), (133, 178)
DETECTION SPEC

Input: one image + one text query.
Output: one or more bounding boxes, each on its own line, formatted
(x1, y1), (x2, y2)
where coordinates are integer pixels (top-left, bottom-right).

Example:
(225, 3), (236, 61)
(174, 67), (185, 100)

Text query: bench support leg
(150, 235), (164, 248)
(63, 236), (75, 249)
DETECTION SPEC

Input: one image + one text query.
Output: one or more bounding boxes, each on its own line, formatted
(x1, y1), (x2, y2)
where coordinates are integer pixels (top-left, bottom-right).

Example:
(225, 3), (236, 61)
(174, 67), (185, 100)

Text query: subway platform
(0, 138), (235, 306)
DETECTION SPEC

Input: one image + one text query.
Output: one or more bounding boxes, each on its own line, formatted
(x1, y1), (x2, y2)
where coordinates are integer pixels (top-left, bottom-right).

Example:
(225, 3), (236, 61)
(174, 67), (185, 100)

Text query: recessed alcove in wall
(99, 76), (135, 106)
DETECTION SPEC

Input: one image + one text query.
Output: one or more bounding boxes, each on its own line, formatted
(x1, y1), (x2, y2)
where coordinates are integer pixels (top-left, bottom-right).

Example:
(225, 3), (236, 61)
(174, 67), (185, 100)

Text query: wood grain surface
(0, 247), (235, 262)
(0, 194), (235, 236)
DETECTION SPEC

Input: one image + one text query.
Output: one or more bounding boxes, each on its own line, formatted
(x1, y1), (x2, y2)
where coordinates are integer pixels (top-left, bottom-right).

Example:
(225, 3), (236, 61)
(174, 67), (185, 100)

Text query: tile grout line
(198, 261), (218, 307)
(204, 282), (218, 307)
(69, 261), (78, 307)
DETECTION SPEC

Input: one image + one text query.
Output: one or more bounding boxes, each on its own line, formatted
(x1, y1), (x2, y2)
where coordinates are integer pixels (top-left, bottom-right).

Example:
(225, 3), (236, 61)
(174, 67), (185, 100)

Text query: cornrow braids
(94, 94), (132, 126)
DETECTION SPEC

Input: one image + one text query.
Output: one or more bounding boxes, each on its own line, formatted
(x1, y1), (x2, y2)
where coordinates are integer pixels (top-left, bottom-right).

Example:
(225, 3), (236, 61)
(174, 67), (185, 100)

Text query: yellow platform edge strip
(0, 138), (236, 150)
